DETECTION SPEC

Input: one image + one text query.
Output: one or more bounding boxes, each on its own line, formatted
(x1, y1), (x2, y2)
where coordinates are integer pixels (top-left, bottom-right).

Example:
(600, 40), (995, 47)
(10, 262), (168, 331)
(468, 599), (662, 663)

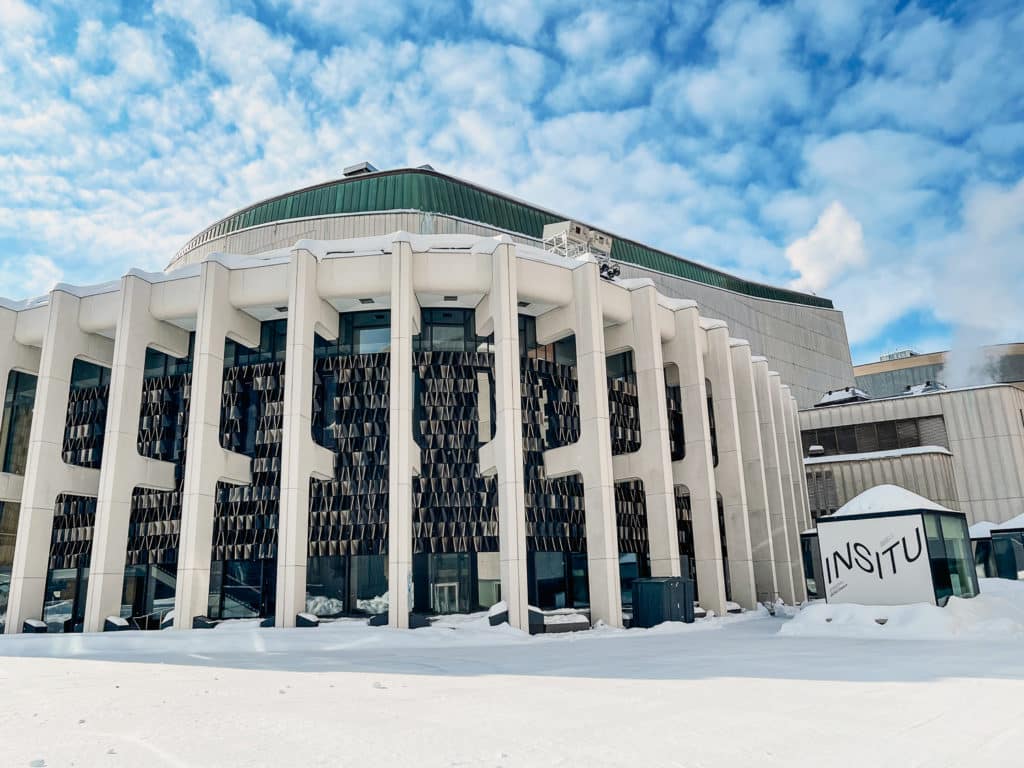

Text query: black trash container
(631, 577), (695, 628)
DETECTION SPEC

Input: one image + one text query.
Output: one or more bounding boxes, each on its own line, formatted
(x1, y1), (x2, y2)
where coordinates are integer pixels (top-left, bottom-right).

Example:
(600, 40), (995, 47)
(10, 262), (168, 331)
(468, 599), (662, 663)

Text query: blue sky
(1, 0), (1022, 364)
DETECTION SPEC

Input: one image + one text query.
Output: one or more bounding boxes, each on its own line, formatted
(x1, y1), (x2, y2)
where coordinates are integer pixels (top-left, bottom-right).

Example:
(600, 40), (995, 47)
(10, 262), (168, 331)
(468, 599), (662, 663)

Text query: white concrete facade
(0, 234), (812, 634)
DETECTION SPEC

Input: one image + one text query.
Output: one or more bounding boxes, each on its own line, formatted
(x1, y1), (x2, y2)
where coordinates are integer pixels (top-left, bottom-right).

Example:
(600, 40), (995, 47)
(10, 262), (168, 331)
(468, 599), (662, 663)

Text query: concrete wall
(800, 385), (1024, 525)
(172, 211), (854, 408)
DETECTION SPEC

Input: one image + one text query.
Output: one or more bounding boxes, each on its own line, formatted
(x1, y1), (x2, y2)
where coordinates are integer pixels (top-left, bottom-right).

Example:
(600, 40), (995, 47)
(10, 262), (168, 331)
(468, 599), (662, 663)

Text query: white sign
(817, 514), (935, 606)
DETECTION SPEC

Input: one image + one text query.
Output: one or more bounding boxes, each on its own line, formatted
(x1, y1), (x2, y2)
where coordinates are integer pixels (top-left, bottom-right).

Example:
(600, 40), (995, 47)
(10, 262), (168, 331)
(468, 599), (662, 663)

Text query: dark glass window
(0, 371), (37, 475)
(706, 379), (718, 467)
(120, 564), (176, 627)
(70, 359), (111, 389)
(306, 555), (348, 618)
(619, 553), (650, 608)
(349, 554), (388, 615)
(143, 334), (195, 378)
(207, 559), (275, 619)
(606, 351), (636, 385)
(527, 551), (589, 611)
(318, 311), (392, 357)
(224, 318), (288, 367)
(415, 308), (491, 354)
(42, 566), (89, 633)
(836, 426), (857, 454)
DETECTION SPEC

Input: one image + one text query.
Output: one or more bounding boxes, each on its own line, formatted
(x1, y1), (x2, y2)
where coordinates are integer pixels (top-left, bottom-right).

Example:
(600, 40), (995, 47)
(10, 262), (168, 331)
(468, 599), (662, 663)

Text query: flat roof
(175, 167), (834, 309)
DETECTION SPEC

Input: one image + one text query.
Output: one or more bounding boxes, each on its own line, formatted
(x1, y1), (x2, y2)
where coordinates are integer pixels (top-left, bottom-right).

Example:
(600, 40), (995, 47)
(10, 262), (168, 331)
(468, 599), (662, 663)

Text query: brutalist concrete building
(0, 166), (854, 634)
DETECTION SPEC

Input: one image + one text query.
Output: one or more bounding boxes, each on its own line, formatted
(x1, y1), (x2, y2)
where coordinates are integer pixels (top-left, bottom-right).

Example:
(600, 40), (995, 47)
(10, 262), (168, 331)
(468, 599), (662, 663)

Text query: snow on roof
(993, 513), (1024, 532)
(815, 387), (870, 406)
(804, 445), (953, 465)
(969, 521), (999, 539)
(831, 484), (953, 518)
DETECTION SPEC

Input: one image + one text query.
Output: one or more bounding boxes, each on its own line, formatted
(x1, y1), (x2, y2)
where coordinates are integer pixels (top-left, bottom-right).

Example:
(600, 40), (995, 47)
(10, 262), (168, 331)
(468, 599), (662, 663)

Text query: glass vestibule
(923, 512), (979, 601)
(42, 566), (89, 633)
(528, 551), (590, 611)
(991, 531), (1024, 580)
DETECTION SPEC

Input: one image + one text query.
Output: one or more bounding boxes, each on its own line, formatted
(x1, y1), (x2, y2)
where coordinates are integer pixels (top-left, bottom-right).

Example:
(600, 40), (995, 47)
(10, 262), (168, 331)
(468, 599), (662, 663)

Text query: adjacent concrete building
(800, 384), (1024, 527)
(854, 343), (1024, 398)
(0, 168), (846, 634)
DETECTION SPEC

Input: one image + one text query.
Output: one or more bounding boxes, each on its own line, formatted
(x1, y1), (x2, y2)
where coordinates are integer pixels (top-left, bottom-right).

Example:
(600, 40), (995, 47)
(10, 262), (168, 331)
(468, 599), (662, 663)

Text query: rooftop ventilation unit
(542, 220), (619, 280)
(343, 161), (379, 177)
(814, 386), (872, 407)
(880, 349), (918, 362)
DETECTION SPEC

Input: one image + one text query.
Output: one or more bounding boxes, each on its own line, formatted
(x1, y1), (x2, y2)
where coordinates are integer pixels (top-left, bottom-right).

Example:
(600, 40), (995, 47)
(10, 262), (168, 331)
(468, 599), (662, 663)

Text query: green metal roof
(178, 168), (833, 309)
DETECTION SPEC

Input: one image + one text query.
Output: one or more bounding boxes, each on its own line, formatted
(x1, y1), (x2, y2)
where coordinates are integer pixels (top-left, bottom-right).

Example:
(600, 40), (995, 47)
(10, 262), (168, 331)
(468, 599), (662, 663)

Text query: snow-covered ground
(2, 584), (1024, 767)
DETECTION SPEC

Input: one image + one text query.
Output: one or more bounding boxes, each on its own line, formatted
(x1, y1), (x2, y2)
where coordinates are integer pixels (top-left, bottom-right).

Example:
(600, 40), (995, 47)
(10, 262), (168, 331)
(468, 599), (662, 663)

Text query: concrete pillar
(5, 288), (114, 633)
(608, 282), (680, 579)
(539, 260), (622, 628)
(475, 240), (529, 631)
(703, 323), (756, 611)
(174, 260), (261, 629)
(0, 302), (40, 500)
(779, 386), (806, 600)
(83, 275), (190, 632)
(770, 377), (806, 603)
(662, 301), (727, 617)
(387, 236), (421, 629)
(276, 249), (339, 628)
(789, 396), (813, 533)
(730, 342), (777, 604)
(754, 362), (795, 604)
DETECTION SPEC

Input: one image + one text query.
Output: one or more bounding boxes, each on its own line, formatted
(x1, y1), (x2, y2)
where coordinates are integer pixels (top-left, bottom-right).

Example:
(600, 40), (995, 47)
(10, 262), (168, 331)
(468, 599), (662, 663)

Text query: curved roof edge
(175, 168), (834, 310)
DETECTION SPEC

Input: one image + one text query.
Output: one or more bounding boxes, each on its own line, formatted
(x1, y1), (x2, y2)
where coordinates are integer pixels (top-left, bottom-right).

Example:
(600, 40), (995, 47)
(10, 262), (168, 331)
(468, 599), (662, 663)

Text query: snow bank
(779, 579), (1024, 640)
(831, 484), (952, 516)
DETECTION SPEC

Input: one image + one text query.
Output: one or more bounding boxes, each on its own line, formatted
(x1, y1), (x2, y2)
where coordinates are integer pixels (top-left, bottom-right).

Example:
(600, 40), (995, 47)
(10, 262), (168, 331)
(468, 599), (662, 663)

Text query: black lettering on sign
(853, 542), (874, 573)
(902, 527), (924, 562)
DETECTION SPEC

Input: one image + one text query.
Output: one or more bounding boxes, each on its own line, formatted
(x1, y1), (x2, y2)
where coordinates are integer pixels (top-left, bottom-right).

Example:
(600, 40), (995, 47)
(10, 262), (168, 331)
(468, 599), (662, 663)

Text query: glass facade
(0, 370), (36, 475)
(923, 512), (979, 601)
(527, 551), (589, 610)
(209, 319), (286, 621)
(992, 532), (1024, 580)
(42, 566), (89, 633)
(120, 339), (194, 628)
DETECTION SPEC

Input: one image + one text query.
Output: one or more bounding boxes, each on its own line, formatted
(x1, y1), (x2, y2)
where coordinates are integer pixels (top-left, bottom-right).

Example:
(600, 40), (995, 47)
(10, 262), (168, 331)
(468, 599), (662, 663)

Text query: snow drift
(780, 578), (1024, 640)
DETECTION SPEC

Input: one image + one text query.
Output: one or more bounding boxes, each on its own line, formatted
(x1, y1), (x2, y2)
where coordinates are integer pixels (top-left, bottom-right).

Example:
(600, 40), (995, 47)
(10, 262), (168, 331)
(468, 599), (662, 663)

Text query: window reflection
(0, 371), (36, 475)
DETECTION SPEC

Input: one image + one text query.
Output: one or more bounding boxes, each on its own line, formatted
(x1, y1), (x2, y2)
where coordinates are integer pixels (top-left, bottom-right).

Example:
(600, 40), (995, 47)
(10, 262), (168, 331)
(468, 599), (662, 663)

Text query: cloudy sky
(1, 0), (1022, 364)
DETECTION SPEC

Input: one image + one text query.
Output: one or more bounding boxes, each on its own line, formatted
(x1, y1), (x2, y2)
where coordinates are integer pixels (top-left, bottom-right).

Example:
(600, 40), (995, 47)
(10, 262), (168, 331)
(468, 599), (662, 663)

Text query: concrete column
(608, 283), (680, 579)
(539, 260), (622, 628)
(662, 301), (727, 617)
(730, 342), (777, 604)
(174, 260), (261, 629)
(779, 386), (806, 600)
(475, 240), (529, 631)
(703, 323), (756, 611)
(83, 275), (190, 632)
(770, 377), (806, 603)
(276, 249), (339, 628)
(0, 302), (40, 501)
(387, 237), (421, 629)
(754, 362), (795, 604)
(5, 288), (114, 633)
(789, 396), (813, 533)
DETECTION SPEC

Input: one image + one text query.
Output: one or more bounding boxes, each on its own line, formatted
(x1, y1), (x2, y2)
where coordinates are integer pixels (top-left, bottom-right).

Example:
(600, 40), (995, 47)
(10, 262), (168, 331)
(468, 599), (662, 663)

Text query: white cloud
(0, 254), (62, 299)
(786, 202), (867, 293)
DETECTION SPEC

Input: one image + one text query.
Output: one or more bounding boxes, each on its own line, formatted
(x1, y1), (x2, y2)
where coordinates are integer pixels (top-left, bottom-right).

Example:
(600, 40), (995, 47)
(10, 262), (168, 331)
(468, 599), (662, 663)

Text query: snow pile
(305, 596), (345, 616)
(356, 591), (388, 614)
(780, 579), (1024, 640)
(832, 484), (952, 516)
